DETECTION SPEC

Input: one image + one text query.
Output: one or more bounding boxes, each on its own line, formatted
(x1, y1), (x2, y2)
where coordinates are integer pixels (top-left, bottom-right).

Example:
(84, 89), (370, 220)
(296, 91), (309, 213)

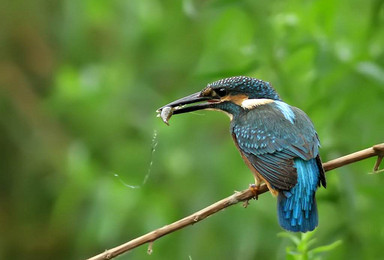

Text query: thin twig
(87, 143), (384, 260)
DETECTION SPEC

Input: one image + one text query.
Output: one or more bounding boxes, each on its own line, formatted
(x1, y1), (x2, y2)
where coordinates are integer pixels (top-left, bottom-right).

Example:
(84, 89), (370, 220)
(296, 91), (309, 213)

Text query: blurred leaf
(278, 232), (301, 246)
(309, 240), (343, 255)
(355, 61), (384, 84)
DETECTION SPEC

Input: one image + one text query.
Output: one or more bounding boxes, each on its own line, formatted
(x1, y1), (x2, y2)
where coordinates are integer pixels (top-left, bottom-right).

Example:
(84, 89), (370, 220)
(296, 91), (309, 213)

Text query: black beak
(157, 91), (215, 113)
(156, 91), (220, 125)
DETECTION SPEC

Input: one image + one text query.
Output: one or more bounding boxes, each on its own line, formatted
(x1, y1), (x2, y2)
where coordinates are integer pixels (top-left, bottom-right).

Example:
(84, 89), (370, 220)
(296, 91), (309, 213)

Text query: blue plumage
(277, 158), (320, 232)
(274, 100), (296, 124)
(229, 97), (326, 232)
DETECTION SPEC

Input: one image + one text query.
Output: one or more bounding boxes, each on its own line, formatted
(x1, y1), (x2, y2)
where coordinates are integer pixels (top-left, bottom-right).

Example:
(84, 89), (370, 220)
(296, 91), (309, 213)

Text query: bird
(157, 76), (326, 232)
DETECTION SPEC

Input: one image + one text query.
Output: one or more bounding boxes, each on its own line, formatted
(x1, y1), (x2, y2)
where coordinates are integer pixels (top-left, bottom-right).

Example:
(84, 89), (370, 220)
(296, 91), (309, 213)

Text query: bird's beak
(157, 91), (216, 114)
(156, 91), (220, 125)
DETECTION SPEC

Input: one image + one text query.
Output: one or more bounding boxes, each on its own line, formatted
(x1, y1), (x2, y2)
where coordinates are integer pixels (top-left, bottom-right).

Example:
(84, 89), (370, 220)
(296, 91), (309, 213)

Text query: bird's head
(157, 76), (281, 124)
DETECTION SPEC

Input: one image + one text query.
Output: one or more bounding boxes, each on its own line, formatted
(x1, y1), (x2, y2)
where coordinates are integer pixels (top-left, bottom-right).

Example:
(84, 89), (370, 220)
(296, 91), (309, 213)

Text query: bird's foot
(249, 184), (259, 200)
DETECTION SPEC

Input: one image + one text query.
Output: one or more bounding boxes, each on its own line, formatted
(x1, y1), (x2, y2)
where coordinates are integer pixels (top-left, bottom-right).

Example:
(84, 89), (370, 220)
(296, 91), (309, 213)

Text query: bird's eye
(215, 88), (227, 97)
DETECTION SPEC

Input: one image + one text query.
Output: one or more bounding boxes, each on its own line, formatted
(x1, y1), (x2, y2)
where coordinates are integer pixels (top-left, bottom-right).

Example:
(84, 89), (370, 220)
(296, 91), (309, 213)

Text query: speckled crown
(207, 76), (281, 100)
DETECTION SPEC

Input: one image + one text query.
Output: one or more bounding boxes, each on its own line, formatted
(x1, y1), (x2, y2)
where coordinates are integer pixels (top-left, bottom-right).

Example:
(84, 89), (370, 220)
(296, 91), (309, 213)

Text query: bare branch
(87, 143), (384, 260)
(322, 143), (384, 172)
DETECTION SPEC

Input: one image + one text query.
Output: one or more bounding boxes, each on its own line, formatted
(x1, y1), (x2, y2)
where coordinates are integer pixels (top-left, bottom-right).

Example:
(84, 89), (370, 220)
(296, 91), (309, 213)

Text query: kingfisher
(157, 76), (326, 232)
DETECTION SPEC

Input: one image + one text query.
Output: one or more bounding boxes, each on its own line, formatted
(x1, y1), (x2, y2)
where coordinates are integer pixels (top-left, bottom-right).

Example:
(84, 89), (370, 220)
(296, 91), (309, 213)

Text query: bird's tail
(277, 158), (320, 232)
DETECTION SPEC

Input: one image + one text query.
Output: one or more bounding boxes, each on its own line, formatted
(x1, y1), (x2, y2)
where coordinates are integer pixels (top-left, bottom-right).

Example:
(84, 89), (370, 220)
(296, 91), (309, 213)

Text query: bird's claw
(249, 184), (259, 200)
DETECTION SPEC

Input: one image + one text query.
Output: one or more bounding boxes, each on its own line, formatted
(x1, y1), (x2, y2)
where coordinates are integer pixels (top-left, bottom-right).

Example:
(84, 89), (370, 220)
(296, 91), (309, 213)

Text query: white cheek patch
(241, 99), (274, 109)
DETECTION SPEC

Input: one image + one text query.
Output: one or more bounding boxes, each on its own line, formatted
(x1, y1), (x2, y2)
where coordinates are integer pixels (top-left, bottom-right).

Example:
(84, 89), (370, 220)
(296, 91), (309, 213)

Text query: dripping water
(113, 129), (159, 189)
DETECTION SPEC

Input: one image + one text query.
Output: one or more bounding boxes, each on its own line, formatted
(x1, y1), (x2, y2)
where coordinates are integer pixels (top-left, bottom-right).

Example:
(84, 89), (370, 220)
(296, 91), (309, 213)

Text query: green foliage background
(1, 0), (383, 259)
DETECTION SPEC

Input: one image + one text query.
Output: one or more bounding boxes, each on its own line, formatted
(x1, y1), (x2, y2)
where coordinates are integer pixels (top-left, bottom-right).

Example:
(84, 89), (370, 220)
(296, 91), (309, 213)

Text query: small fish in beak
(156, 88), (222, 125)
(157, 106), (175, 125)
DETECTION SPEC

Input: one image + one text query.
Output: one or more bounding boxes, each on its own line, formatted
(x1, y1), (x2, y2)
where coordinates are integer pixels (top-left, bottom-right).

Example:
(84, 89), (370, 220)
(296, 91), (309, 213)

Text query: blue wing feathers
(231, 102), (322, 190)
